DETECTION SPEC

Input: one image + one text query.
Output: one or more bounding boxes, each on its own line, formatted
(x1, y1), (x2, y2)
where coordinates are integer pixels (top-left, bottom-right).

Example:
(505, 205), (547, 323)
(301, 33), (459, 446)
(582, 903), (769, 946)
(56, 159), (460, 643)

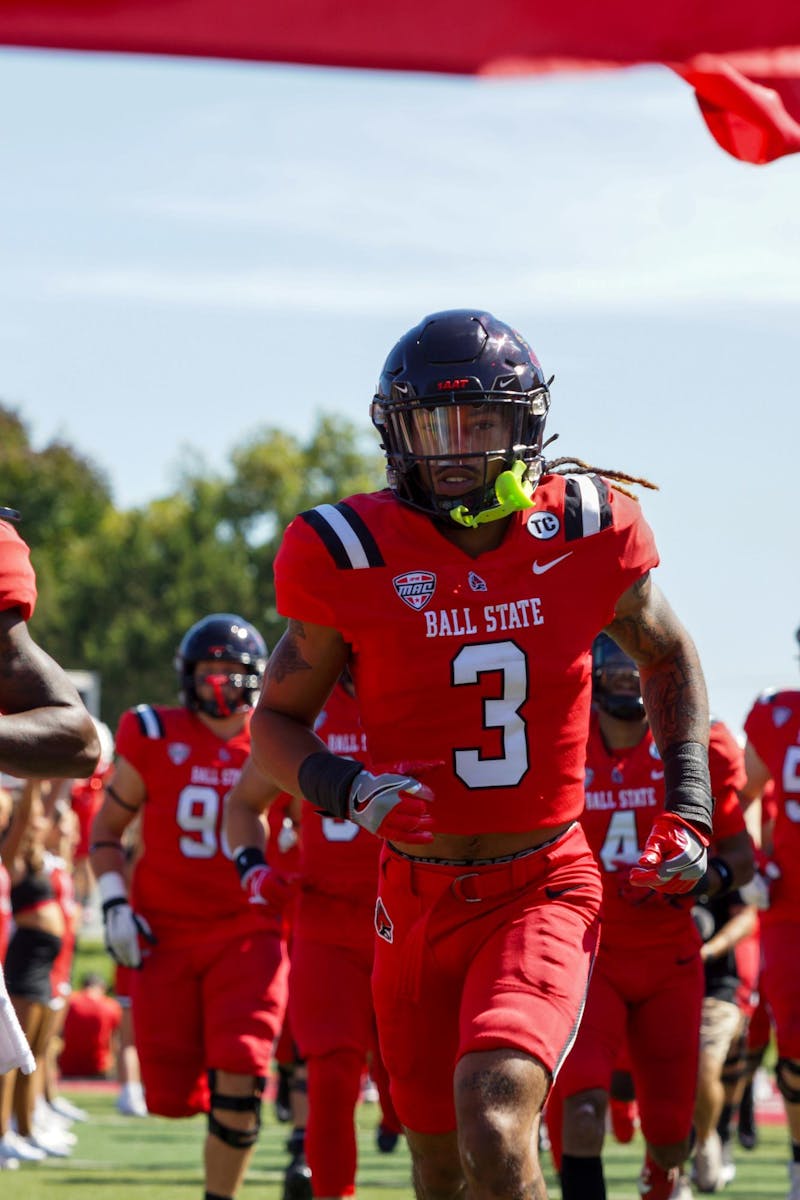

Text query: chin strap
(449, 461), (536, 528)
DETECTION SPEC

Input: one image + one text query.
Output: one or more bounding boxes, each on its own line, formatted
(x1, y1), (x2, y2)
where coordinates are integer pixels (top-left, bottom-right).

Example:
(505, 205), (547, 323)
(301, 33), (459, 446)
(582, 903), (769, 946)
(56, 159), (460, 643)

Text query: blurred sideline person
(691, 885), (757, 1191)
(238, 310), (716, 1200)
(90, 614), (292, 1200)
(58, 973), (122, 1079)
(717, 781), (778, 1161)
(0, 782), (74, 1162)
(226, 671), (402, 1200)
(551, 635), (752, 1200)
(739, 627), (800, 1200)
(0, 513), (98, 1170)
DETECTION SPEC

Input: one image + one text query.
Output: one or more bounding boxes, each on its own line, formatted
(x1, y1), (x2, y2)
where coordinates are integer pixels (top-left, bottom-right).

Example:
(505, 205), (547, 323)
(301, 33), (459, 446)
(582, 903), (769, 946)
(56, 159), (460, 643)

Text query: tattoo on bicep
(266, 621), (313, 685)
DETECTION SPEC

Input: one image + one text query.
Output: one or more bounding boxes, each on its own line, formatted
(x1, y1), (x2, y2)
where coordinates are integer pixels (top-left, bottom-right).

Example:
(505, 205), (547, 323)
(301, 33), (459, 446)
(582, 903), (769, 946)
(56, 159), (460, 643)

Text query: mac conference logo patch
(393, 571), (436, 611)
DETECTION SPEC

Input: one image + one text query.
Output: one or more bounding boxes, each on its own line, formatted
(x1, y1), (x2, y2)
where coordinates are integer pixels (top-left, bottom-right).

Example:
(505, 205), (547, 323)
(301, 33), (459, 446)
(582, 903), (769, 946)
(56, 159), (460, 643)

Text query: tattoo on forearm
(607, 588), (708, 746)
(640, 648), (708, 745)
(266, 622), (313, 685)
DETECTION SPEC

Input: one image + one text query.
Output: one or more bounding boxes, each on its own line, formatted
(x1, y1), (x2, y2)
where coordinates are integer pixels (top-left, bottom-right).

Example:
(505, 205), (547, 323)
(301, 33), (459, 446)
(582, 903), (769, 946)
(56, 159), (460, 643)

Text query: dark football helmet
(592, 633), (646, 723)
(371, 309), (551, 525)
(175, 613), (267, 718)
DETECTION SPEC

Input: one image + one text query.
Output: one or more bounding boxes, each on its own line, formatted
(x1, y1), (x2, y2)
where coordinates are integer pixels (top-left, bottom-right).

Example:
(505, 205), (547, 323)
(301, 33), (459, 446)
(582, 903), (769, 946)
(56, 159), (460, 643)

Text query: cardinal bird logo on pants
(375, 898), (394, 943)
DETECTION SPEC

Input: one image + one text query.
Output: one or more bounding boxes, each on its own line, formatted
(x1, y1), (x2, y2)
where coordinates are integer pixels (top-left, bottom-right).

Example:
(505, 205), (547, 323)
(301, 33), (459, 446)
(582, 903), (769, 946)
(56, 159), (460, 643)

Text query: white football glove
(98, 872), (156, 968)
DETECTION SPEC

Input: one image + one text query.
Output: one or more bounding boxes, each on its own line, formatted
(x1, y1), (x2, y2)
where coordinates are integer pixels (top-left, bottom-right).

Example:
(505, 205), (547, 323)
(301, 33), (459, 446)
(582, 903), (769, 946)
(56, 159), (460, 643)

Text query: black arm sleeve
(663, 741), (714, 838)
(297, 752), (364, 819)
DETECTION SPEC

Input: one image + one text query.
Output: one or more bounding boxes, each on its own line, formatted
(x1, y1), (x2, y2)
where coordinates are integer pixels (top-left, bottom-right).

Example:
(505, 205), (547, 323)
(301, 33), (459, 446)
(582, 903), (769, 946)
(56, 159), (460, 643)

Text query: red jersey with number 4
(116, 705), (270, 939)
(0, 521), (37, 620)
(744, 689), (800, 916)
(275, 476), (658, 835)
(581, 714), (746, 948)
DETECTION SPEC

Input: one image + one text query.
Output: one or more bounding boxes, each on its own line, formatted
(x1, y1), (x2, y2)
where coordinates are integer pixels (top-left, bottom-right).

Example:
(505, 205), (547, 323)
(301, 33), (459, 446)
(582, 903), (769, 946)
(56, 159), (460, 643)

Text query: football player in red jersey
(740, 627), (800, 1200)
(227, 670), (401, 1200)
(90, 614), (292, 1200)
(553, 635), (753, 1200)
(0, 514), (99, 781)
(238, 310), (716, 1200)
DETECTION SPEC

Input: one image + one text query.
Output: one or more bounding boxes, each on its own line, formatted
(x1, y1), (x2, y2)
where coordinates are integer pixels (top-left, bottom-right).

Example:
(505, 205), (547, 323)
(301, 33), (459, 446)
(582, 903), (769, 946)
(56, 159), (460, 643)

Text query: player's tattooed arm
(265, 620), (313, 684)
(605, 572), (709, 749)
(250, 617), (349, 795)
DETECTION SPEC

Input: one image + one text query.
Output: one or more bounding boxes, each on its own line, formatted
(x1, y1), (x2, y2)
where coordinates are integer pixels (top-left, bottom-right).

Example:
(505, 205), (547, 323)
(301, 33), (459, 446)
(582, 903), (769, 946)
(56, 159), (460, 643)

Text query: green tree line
(0, 404), (384, 727)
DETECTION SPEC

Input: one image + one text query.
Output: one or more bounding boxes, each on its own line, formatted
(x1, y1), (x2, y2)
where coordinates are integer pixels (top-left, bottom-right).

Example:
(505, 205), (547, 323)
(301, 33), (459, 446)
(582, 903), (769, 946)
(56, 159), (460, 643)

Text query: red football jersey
(300, 680), (380, 903)
(275, 477), (658, 835)
(581, 714), (746, 948)
(116, 705), (269, 939)
(0, 520), (36, 620)
(59, 989), (122, 1077)
(744, 689), (800, 915)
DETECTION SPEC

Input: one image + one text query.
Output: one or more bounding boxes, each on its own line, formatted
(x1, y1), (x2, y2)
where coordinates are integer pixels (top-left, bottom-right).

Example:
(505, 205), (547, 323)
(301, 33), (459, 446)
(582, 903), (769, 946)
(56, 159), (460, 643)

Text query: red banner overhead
(1, 1), (799, 162)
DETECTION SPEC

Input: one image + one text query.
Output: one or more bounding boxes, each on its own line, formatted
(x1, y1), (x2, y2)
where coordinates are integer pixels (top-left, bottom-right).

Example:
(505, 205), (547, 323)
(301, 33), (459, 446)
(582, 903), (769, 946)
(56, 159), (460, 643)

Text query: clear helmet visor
(391, 401), (520, 461)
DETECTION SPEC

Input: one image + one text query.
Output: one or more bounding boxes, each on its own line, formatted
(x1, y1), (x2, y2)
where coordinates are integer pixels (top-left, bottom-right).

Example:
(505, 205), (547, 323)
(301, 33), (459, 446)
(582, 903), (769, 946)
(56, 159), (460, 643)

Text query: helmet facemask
(175, 614), (267, 717)
(372, 388), (549, 526)
(372, 310), (551, 526)
(192, 666), (263, 719)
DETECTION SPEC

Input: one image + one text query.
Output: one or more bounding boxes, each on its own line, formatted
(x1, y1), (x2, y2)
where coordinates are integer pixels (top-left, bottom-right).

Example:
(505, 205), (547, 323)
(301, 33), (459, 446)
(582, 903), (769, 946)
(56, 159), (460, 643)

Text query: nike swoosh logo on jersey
(532, 552), (573, 575)
(544, 883), (587, 900)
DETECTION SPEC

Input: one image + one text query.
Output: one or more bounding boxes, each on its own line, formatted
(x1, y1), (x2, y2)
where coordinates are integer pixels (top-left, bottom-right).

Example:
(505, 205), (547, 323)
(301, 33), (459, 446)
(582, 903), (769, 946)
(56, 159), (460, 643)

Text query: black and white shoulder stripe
(134, 704), (165, 740)
(563, 475), (613, 542)
(300, 502), (385, 570)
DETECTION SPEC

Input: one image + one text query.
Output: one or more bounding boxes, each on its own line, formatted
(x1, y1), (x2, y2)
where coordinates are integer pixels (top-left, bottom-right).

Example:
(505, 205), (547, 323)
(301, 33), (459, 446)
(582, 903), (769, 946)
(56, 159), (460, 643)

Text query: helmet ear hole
(175, 614), (267, 717)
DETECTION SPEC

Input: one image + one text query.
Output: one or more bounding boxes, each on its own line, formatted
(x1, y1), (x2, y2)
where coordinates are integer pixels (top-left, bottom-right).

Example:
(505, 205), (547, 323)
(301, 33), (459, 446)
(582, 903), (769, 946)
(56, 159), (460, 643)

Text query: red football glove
(347, 770), (435, 844)
(241, 865), (299, 909)
(628, 813), (710, 894)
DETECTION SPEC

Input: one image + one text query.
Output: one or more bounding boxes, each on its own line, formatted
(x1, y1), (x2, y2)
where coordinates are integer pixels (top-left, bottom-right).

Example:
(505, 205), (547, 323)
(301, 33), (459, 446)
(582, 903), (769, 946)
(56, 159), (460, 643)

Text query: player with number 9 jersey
(116, 705), (275, 940)
(90, 615), (289, 1200)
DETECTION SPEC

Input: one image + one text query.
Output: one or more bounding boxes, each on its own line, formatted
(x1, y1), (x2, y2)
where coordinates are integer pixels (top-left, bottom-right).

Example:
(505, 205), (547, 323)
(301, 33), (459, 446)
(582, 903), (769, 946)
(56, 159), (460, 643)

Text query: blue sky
(0, 48), (798, 734)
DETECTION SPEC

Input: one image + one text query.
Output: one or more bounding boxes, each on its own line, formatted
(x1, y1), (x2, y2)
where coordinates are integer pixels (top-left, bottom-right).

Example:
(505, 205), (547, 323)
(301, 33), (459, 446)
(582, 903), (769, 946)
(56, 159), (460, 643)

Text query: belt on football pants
(385, 823), (578, 1000)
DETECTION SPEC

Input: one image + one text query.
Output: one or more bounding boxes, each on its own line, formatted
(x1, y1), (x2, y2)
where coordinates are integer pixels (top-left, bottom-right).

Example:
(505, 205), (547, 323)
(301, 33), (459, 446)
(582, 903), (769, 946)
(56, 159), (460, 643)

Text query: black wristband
(233, 845), (267, 881)
(691, 855), (734, 899)
(297, 752), (364, 819)
(663, 741), (713, 837)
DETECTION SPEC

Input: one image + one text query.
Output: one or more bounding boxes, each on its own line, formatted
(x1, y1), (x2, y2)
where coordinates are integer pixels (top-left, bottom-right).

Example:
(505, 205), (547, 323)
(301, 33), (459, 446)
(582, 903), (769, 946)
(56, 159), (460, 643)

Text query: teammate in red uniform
(227, 672), (400, 1200)
(59, 974), (122, 1079)
(740, 627), (800, 1200)
(234, 311), (716, 1200)
(90, 614), (292, 1200)
(0, 516), (99, 781)
(554, 635), (753, 1200)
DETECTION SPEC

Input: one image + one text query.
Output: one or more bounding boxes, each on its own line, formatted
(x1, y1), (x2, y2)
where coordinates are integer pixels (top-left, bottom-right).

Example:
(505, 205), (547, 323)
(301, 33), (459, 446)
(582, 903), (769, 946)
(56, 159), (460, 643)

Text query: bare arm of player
(0, 608), (100, 778)
(605, 572), (709, 752)
(249, 618), (349, 794)
(89, 757), (146, 882)
(740, 739), (772, 807)
(224, 756), (279, 854)
(89, 757), (155, 968)
(607, 572), (712, 892)
(226, 757), (299, 909)
(250, 619), (434, 844)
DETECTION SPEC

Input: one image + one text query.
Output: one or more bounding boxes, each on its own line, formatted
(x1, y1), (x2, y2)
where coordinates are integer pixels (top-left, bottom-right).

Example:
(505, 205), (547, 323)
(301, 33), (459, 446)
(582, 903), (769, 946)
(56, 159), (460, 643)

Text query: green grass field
(15, 939), (786, 1198)
(1, 1089), (791, 1199)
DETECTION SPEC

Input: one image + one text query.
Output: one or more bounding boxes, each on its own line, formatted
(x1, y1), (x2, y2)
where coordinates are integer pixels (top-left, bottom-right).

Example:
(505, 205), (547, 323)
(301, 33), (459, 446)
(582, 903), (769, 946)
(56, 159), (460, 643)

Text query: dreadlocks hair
(543, 454), (658, 502)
